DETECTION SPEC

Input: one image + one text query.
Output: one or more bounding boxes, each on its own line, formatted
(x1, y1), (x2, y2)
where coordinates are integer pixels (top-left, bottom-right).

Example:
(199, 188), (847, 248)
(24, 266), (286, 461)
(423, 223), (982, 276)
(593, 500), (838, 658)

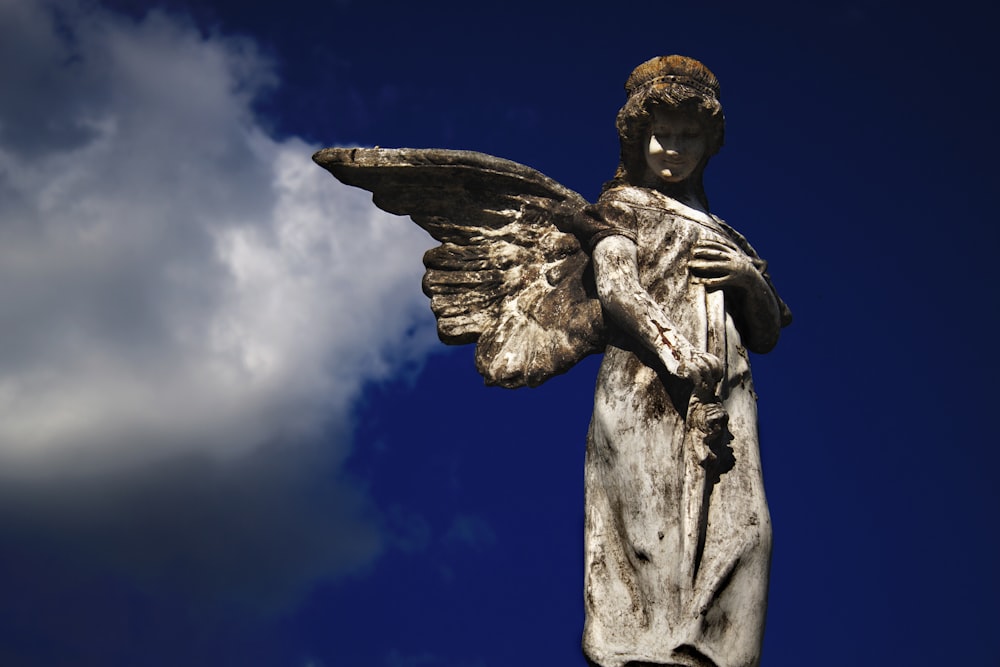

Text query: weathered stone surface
(314, 55), (789, 667)
(313, 147), (606, 388)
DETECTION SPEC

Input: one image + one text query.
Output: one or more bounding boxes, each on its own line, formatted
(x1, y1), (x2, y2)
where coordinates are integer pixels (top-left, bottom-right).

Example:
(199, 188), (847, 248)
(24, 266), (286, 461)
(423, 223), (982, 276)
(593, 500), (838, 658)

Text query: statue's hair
(605, 56), (726, 208)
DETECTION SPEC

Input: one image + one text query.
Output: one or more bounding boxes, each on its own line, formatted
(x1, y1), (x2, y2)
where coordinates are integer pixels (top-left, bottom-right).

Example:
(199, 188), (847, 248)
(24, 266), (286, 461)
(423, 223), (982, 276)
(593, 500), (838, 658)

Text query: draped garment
(583, 186), (775, 667)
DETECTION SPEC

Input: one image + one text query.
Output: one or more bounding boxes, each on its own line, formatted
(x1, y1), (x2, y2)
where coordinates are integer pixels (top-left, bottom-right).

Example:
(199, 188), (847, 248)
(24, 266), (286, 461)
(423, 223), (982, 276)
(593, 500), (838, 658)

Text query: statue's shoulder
(592, 186), (664, 230)
(599, 184), (660, 209)
(583, 186), (655, 248)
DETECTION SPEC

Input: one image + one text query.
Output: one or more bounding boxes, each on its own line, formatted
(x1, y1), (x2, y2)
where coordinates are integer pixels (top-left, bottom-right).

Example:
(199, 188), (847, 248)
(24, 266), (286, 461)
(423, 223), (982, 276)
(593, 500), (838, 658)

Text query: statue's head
(612, 56), (725, 204)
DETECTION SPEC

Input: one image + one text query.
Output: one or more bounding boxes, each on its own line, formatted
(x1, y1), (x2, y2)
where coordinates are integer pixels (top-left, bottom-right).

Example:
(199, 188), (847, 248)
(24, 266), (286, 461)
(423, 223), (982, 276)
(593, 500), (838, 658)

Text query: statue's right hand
(676, 349), (723, 394)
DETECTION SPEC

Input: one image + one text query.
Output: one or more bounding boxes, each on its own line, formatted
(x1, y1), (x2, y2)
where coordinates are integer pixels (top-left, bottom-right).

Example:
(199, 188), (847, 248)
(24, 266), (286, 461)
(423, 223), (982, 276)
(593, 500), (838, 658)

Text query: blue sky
(0, 1), (997, 665)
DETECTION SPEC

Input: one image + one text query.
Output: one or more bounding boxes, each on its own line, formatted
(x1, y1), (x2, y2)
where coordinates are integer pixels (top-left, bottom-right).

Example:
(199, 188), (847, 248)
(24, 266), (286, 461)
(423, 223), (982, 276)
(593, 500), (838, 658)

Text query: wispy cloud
(444, 514), (497, 550)
(0, 0), (436, 608)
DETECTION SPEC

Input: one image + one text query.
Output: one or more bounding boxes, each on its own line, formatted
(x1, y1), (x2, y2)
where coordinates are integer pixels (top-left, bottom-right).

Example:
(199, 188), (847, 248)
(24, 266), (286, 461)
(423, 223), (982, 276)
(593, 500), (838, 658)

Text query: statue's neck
(645, 179), (709, 215)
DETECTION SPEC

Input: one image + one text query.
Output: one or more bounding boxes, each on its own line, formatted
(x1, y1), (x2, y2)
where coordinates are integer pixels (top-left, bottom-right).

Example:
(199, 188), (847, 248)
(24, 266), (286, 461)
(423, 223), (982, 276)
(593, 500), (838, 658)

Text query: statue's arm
(689, 239), (783, 353)
(729, 264), (783, 353)
(594, 234), (721, 392)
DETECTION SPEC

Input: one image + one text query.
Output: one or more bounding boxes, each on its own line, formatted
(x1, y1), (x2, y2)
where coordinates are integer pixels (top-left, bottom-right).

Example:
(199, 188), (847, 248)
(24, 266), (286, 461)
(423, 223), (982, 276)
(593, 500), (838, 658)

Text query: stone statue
(314, 55), (791, 667)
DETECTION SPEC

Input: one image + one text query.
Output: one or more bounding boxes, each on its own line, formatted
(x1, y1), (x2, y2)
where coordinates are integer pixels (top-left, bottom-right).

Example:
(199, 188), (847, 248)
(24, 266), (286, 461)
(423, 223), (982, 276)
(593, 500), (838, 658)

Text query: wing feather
(314, 147), (605, 388)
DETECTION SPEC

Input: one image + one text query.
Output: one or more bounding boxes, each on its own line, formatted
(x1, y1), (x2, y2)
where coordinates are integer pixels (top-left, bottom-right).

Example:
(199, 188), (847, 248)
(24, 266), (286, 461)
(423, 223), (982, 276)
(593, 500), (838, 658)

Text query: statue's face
(644, 108), (707, 183)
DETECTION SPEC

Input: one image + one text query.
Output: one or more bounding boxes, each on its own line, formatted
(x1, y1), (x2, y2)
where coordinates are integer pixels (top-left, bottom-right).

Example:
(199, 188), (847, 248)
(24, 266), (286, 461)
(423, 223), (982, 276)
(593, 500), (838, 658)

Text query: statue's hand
(689, 239), (763, 293)
(675, 348), (723, 396)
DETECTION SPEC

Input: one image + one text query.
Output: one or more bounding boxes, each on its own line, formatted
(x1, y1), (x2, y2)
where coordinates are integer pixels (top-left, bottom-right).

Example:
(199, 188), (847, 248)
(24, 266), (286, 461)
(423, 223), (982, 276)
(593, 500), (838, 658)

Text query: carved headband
(632, 74), (718, 102)
(624, 56), (721, 104)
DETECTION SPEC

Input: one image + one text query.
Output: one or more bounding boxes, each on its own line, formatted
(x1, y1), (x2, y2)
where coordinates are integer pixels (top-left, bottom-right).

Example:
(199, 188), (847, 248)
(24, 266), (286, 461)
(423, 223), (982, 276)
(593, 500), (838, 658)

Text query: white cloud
(0, 0), (437, 605)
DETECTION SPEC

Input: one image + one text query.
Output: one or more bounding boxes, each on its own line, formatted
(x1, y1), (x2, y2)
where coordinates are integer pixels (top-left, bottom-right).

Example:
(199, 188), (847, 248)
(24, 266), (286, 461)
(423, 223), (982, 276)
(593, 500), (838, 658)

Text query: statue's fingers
(694, 239), (733, 253)
(692, 275), (730, 289)
(688, 260), (729, 277)
(694, 250), (732, 262)
(696, 355), (723, 389)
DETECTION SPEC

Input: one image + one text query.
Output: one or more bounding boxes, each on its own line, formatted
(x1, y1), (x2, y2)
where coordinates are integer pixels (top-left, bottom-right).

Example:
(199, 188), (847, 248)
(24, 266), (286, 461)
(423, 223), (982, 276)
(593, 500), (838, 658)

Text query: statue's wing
(313, 147), (605, 388)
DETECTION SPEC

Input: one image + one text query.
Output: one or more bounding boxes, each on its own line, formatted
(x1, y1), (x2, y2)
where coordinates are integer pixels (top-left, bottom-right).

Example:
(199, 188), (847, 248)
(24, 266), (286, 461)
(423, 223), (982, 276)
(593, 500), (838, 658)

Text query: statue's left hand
(690, 238), (785, 354)
(688, 239), (764, 294)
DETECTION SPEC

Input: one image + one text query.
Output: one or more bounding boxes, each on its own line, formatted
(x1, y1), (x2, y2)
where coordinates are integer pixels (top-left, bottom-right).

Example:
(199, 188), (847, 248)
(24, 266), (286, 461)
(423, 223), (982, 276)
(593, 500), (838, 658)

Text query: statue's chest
(631, 207), (730, 302)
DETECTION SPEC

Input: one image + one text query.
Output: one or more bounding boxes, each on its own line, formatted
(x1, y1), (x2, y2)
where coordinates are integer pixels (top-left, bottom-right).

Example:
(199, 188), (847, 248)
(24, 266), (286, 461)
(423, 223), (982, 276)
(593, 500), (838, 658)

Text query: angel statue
(314, 55), (791, 667)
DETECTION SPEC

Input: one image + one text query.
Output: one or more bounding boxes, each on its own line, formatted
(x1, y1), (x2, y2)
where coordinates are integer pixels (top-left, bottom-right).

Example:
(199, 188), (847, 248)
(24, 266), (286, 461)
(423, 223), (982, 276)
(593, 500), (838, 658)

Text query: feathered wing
(313, 147), (606, 388)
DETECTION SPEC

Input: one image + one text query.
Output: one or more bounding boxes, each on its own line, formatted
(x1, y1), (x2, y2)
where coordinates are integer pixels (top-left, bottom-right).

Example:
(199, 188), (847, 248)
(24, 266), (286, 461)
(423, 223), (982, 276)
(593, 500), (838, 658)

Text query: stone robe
(583, 185), (779, 667)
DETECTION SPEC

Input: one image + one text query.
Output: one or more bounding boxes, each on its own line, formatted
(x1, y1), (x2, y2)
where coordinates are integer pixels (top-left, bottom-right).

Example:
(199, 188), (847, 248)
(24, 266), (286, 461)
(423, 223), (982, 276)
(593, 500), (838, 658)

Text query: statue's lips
(649, 154), (689, 167)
